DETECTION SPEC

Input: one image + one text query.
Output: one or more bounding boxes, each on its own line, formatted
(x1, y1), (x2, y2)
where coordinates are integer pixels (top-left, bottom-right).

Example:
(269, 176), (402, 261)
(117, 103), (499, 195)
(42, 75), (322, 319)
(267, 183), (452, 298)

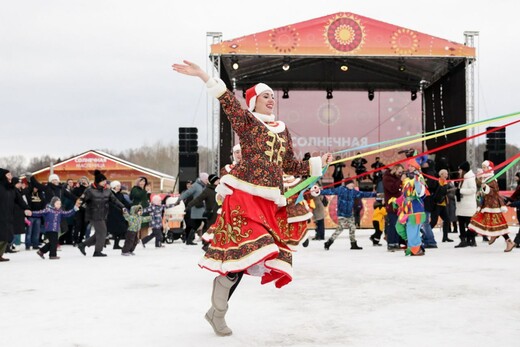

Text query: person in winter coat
(23, 183), (46, 250)
(141, 195), (175, 248)
(176, 172), (209, 245)
(370, 198), (387, 246)
(77, 170), (127, 257)
(33, 197), (79, 259)
(107, 180), (130, 249)
(454, 161), (478, 248)
(310, 184), (327, 240)
(130, 176), (151, 240)
(332, 156), (345, 187)
(186, 174), (220, 248)
(0, 168), (31, 262)
(321, 179), (377, 251)
(382, 164), (404, 251)
(122, 205), (152, 255)
(507, 172), (520, 248)
(10, 177), (27, 251)
(29, 173), (76, 206)
(420, 160), (439, 248)
(71, 176), (90, 245)
(429, 169), (454, 243)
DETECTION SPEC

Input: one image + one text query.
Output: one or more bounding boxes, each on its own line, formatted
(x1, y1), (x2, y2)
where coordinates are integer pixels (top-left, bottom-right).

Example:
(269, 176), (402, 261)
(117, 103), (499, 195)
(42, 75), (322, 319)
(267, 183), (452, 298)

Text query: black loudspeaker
(179, 127), (198, 153)
(178, 152), (199, 193)
(485, 127), (506, 190)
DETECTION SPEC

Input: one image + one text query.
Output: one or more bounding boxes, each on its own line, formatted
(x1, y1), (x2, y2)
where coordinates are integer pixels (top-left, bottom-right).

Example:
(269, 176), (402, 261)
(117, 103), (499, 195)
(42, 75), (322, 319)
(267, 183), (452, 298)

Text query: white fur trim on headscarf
(247, 83), (273, 112)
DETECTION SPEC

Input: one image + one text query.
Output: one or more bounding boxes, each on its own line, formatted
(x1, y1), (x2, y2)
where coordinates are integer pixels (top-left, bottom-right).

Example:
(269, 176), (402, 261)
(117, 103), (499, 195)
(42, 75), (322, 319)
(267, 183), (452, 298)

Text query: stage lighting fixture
(231, 56), (239, 70)
(282, 88), (289, 99)
(282, 57), (290, 71)
(340, 64), (349, 72)
(411, 90), (417, 101)
(368, 89), (374, 101)
(326, 89), (333, 100)
(398, 64), (406, 72)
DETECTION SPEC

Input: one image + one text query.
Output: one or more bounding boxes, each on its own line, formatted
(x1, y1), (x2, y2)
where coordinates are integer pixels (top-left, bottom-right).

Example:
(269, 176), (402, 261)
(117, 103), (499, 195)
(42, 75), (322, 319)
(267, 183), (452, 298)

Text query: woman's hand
(172, 60), (209, 82)
(321, 153), (333, 166)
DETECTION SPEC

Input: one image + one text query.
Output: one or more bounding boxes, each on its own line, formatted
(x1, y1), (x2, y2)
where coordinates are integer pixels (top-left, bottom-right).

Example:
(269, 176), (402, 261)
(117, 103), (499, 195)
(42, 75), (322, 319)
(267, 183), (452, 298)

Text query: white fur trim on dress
(480, 207), (505, 213)
(219, 174), (287, 207)
(198, 243), (280, 274)
(205, 77), (227, 98)
(309, 157), (323, 177)
(287, 211), (313, 223)
(468, 225), (510, 237)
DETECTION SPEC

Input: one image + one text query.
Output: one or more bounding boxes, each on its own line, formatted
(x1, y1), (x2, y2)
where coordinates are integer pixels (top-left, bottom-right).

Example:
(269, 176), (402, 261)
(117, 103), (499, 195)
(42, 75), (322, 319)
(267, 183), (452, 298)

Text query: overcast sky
(1, 0), (519, 160)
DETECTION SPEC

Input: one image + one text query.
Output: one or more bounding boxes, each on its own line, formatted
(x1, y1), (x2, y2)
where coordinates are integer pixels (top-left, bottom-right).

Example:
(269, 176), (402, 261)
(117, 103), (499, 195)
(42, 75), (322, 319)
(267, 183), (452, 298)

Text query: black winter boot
(324, 239), (334, 250)
(350, 241), (363, 250)
(302, 239), (309, 248)
(454, 238), (469, 248)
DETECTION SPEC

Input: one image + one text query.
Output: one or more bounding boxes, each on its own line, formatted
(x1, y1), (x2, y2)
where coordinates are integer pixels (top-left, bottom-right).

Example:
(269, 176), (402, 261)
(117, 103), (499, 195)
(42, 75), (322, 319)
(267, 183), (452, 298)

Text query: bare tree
(0, 155), (27, 176)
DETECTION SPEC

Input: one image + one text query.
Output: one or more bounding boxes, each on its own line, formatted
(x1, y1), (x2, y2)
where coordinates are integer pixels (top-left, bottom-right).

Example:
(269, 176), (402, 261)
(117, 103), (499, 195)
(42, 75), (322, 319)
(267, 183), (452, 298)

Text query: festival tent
(30, 150), (176, 193)
(210, 12), (475, 170)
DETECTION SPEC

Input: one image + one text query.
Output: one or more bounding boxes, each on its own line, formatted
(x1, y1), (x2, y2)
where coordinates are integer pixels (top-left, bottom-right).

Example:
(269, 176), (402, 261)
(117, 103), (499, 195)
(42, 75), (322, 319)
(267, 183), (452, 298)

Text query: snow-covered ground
(2, 227), (520, 347)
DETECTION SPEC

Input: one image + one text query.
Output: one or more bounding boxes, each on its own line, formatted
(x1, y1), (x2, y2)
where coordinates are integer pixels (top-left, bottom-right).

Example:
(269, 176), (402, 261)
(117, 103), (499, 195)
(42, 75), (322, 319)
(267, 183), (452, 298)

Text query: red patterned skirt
(198, 188), (293, 288)
(469, 211), (509, 236)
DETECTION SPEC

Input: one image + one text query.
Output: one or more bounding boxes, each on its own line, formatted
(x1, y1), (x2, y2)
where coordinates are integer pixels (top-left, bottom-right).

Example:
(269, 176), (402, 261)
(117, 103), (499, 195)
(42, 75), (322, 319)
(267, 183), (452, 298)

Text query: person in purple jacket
(32, 197), (79, 260)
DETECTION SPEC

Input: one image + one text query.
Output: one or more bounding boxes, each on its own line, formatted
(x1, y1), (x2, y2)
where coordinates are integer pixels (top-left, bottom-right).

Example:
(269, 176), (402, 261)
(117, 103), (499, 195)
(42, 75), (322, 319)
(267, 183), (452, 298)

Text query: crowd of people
(1, 62), (518, 338)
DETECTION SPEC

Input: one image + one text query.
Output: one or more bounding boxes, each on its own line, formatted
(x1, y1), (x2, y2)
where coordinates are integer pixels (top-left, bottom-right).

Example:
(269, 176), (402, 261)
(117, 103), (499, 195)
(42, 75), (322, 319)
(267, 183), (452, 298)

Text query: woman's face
(254, 91), (275, 115)
(138, 179), (146, 188)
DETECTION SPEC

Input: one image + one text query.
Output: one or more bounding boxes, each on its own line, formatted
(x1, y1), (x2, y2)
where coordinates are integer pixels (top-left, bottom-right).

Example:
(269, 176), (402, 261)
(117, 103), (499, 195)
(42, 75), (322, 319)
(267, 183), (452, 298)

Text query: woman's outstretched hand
(172, 60), (209, 82)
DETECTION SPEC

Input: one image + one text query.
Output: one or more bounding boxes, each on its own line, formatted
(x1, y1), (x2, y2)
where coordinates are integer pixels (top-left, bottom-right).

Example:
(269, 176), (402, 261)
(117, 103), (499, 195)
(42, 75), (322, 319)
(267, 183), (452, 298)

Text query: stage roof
(211, 12), (476, 91)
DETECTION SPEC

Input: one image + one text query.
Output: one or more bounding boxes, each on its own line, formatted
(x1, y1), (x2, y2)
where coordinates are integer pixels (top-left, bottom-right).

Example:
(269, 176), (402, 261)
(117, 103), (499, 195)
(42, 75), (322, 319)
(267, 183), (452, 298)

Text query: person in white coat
(454, 161), (478, 248)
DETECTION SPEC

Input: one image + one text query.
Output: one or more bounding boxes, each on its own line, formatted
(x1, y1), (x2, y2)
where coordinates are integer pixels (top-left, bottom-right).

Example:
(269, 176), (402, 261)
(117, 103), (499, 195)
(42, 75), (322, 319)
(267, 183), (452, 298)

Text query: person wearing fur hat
(32, 197), (80, 259)
(454, 161), (478, 248)
(173, 60), (332, 336)
(0, 168), (31, 262)
(107, 180), (131, 249)
(76, 170), (127, 257)
(130, 176), (151, 240)
(469, 160), (514, 252)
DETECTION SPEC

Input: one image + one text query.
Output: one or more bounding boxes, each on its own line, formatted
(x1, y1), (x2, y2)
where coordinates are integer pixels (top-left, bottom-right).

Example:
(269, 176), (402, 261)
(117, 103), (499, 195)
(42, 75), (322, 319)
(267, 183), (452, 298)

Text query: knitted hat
(407, 159), (421, 170)
(458, 161), (470, 173)
(344, 179), (355, 186)
(208, 174), (219, 185)
(94, 170), (107, 184)
(199, 172), (209, 183)
(50, 196), (61, 209)
(151, 195), (162, 205)
(245, 83), (274, 112)
(12, 177), (20, 185)
(48, 174), (60, 183)
(110, 180), (121, 190)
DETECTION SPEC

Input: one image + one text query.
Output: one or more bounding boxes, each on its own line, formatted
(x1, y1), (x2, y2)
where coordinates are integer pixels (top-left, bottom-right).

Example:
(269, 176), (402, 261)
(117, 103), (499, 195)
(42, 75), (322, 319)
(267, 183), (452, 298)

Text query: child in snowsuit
(370, 199), (387, 246)
(122, 205), (151, 255)
(321, 179), (377, 250)
(33, 197), (79, 260)
(141, 195), (174, 248)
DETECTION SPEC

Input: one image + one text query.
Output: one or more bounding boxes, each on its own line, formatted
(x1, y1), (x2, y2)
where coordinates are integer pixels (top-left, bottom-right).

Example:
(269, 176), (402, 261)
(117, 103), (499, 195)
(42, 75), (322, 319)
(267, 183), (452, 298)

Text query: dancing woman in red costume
(172, 60), (332, 336)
